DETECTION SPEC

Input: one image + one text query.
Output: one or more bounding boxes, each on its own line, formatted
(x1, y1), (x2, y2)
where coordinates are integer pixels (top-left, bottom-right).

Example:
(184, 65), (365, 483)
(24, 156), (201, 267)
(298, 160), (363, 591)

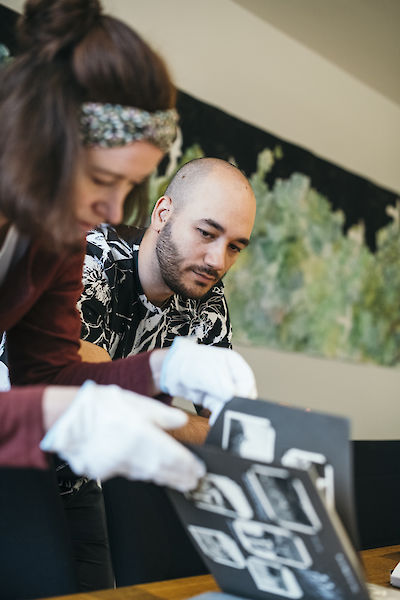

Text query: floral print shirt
(79, 224), (232, 358)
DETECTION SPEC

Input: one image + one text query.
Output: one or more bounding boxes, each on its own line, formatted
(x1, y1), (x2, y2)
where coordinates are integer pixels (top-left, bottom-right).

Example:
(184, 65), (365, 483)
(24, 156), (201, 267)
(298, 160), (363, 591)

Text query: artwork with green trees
(148, 144), (400, 368)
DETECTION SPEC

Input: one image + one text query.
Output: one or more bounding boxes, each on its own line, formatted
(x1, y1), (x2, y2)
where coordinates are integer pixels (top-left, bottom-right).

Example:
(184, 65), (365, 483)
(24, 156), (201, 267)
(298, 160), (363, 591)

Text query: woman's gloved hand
(159, 337), (257, 425)
(40, 380), (205, 491)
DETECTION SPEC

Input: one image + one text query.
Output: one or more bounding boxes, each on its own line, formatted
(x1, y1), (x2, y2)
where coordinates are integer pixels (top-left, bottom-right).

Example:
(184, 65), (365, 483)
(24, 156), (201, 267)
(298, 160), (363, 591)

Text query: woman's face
(74, 140), (163, 232)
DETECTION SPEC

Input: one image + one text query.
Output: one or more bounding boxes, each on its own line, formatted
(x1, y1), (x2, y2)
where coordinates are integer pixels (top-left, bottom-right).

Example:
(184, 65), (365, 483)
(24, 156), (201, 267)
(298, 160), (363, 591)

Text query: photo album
(167, 397), (372, 600)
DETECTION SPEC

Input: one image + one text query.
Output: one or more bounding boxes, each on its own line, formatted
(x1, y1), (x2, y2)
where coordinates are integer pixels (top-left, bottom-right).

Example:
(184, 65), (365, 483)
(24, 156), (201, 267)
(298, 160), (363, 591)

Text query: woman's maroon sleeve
(0, 386), (48, 469)
(7, 247), (162, 399)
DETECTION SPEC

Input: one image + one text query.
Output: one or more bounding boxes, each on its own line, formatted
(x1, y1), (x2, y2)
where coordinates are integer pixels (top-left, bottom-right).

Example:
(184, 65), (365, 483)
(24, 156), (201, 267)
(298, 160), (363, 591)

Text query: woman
(0, 0), (257, 591)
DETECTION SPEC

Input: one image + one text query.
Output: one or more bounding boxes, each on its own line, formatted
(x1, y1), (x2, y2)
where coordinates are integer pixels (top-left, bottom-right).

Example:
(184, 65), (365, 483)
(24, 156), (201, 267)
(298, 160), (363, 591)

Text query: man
(76, 158), (256, 586)
(79, 157), (256, 360)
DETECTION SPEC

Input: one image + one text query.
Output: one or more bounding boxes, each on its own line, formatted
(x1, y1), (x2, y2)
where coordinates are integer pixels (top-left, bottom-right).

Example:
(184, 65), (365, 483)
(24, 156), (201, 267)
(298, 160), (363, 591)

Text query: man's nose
(204, 241), (226, 272)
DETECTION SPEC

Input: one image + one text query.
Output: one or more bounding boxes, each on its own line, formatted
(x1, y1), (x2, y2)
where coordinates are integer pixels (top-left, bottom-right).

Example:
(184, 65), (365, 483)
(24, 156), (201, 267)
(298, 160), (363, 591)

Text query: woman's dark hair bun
(18, 0), (102, 60)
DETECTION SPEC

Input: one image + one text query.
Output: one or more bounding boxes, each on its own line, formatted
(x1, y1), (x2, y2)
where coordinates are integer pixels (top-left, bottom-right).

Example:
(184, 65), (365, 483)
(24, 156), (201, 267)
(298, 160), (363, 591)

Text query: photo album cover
(167, 398), (371, 600)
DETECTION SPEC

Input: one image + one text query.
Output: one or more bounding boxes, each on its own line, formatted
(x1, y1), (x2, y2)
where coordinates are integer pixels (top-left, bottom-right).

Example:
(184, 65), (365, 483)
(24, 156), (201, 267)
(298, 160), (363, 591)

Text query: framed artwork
(151, 91), (400, 368)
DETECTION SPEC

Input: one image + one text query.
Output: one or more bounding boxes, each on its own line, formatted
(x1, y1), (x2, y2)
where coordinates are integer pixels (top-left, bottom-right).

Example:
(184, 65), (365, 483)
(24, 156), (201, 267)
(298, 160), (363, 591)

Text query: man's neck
(138, 228), (173, 307)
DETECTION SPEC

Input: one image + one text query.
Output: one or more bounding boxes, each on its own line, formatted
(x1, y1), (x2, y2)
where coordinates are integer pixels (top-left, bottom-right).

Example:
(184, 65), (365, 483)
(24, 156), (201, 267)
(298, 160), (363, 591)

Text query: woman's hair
(0, 0), (175, 250)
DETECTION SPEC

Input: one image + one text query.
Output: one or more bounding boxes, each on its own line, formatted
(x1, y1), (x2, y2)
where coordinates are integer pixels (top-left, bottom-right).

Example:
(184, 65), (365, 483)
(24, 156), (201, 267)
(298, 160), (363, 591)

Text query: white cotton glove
(160, 337), (257, 425)
(40, 381), (205, 491)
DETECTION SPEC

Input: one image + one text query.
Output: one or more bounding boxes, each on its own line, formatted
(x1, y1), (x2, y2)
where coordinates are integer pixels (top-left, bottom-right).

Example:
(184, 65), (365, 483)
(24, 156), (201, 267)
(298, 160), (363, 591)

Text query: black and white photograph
(186, 473), (253, 520)
(246, 465), (322, 535)
(207, 397), (358, 546)
(281, 448), (335, 510)
(222, 410), (276, 463)
(247, 556), (303, 599)
(232, 519), (312, 569)
(188, 525), (246, 569)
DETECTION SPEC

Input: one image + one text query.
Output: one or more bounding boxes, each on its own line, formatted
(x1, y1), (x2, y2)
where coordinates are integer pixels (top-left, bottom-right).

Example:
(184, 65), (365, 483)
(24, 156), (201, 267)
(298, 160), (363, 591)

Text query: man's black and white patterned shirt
(79, 224), (232, 358)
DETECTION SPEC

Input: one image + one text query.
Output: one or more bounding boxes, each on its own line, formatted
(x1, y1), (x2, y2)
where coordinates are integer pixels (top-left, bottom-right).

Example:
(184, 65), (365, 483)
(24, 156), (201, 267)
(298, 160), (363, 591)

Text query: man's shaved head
(144, 156), (256, 304)
(165, 158), (253, 212)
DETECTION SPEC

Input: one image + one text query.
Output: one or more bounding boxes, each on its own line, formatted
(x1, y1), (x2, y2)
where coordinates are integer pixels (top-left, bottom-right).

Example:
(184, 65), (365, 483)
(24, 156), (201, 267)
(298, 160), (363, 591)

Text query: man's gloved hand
(40, 381), (205, 491)
(160, 337), (257, 425)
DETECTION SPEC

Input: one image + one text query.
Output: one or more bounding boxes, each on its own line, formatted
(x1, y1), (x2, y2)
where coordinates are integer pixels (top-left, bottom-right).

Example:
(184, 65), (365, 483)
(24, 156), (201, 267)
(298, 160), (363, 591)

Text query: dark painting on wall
(0, 4), (19, 55)
(176, 91), (397, 253)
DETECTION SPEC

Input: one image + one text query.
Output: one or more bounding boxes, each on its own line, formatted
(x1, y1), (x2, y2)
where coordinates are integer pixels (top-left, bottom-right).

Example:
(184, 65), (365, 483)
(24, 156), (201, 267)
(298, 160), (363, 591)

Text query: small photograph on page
(246, 465), (322, 535)
(188, 525), (246, 569)
(185, 473), (253, 519)
(232, 519), (312, 569)
(222, 410), (276, 462)
(281, 448), (335, 510)
(247, 556), (303, 598)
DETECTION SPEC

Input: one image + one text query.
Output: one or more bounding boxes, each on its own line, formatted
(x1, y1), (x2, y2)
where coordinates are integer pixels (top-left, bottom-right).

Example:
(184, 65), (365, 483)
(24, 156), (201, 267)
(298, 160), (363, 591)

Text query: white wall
(235, 344), (400, 440)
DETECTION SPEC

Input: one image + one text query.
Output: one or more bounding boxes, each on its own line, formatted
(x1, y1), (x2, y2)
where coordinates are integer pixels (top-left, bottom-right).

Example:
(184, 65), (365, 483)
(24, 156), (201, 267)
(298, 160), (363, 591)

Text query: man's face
(155, 175), (256, 299)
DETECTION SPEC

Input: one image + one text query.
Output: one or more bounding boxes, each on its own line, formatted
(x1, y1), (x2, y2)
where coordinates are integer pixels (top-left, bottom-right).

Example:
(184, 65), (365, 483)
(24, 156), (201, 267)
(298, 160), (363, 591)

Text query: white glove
(160, 337), (257, 425)
(40, 381), (205, 491)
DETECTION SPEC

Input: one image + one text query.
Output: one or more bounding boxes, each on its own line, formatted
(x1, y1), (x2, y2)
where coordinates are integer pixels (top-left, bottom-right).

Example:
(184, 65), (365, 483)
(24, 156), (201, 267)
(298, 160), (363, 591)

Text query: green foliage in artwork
(148, 144), (400, 367)
(351, 207), (400, 365)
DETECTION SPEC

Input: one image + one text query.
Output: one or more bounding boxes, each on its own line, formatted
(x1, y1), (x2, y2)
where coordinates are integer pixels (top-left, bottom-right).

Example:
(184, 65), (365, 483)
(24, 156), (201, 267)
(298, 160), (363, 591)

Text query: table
(44, 545), (400, 600)
(361, 545), (400, 588)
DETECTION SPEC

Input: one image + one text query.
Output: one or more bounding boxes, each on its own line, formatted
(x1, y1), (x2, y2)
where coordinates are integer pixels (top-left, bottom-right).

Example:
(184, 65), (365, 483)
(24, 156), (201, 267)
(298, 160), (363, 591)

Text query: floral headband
(79, 103), (179, 152)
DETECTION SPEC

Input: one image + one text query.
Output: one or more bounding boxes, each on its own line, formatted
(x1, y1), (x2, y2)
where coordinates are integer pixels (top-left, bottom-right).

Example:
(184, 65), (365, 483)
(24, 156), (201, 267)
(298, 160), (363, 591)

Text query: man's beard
(155, 220), (219, 299)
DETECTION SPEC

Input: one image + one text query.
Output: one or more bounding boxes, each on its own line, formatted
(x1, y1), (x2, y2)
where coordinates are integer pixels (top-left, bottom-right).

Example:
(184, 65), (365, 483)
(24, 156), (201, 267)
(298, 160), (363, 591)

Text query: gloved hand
(40, 381), (205, 491)
(160, 337), (257, 425)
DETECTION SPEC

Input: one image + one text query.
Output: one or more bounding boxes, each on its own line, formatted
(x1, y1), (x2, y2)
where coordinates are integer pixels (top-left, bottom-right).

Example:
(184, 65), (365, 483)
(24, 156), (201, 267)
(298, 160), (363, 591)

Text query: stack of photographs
(168, 398), (369, 600)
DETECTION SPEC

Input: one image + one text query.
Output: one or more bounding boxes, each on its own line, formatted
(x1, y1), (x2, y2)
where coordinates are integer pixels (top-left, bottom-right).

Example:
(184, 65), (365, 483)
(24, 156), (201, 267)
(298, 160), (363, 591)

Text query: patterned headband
(79, 103), (179, 152)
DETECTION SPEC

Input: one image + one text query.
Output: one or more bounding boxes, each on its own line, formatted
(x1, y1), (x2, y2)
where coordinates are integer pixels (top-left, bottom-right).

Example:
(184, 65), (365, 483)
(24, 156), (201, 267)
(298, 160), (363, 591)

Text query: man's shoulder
(114, 224), (145, 247)
(86, 224), (145, 263)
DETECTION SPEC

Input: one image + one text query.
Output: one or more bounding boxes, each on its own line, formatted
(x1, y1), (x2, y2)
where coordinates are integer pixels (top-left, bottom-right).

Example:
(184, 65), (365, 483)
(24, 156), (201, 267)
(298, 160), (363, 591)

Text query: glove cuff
(160, 336), (198, 393)
(159, 339), (178, 393)
(40, 380), (97, 453)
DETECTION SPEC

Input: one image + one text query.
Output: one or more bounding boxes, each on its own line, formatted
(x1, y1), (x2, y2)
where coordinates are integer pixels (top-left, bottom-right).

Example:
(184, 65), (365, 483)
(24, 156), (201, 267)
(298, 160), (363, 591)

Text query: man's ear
(150, 195), (173, 232)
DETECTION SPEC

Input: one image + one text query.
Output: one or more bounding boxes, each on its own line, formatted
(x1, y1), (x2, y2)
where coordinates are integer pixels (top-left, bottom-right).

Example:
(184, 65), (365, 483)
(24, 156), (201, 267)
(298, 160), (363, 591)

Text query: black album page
(206, 397), (358, 547)
(168, 444), (368, 600)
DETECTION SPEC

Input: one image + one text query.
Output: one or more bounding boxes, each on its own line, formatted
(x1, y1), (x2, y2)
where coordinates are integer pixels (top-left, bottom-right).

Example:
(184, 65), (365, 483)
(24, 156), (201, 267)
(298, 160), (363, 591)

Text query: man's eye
(229, 244), (242, 253)
(197, 228), (213, 239)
